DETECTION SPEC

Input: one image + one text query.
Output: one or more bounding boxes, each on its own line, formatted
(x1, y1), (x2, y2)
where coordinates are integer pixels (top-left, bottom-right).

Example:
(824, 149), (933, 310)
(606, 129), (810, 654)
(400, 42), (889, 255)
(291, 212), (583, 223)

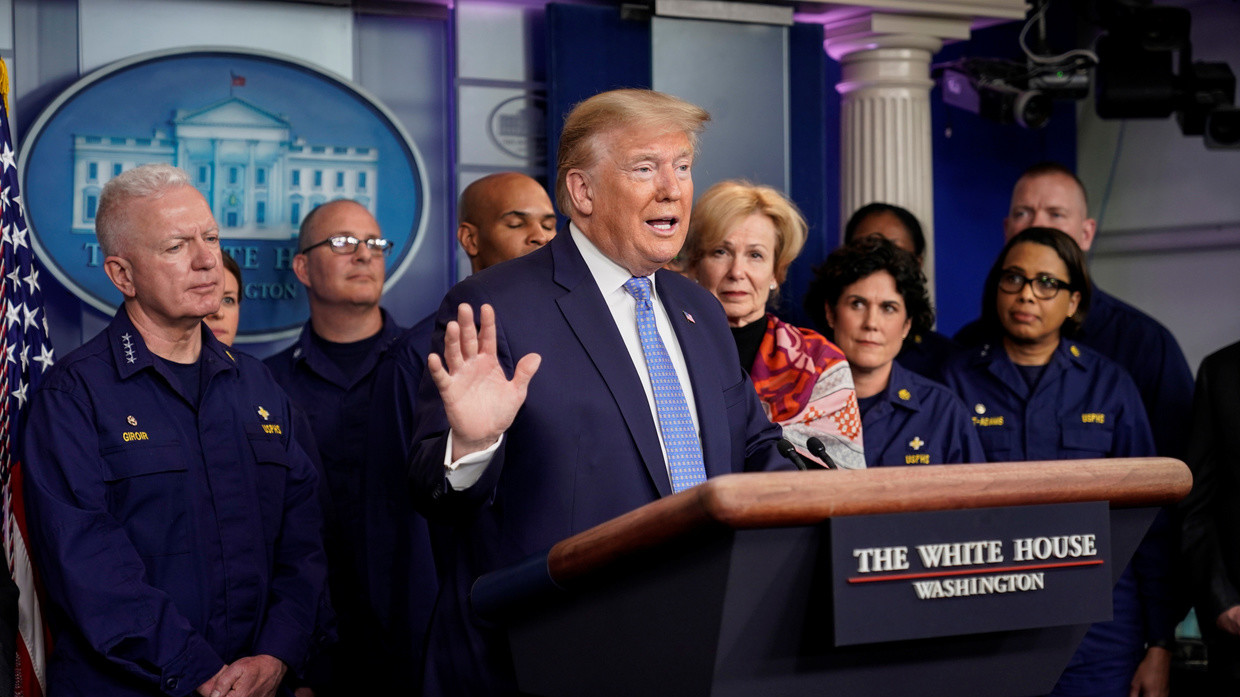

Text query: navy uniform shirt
(265, 310), (435, 694)
(942, 339), (1154, 462)
(894, 328), (959, 384)
(954, 284), (1193, 459)
(22, 309), (326, 697)
(943, 339), (1175, 696)
(1077, 288), (1193, 459)
(863, 361), (984, 467)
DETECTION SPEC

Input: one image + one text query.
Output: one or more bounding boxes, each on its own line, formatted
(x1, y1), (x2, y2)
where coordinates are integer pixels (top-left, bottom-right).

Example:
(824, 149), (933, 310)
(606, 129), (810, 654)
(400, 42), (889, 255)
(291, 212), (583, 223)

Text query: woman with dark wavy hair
(805, 236), (981, 467)
(842, 202), (959, 381)
(942, 227), (1170, 697)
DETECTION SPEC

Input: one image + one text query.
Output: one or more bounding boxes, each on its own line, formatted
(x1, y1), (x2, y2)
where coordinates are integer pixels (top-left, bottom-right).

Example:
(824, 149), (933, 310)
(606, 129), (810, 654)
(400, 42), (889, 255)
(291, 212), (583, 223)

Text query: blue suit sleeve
(739, 373), (788, 472)
(1139, 328), (1195, 460)
(1179, 349), (1239, 625)
(22, 385), (224, 695)
(408, 283), (512, 518)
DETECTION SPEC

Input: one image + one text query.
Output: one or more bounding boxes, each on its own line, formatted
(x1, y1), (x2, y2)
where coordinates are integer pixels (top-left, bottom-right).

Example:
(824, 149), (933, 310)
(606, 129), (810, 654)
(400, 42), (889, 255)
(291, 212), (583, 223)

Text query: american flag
(0, 73), (52, 697)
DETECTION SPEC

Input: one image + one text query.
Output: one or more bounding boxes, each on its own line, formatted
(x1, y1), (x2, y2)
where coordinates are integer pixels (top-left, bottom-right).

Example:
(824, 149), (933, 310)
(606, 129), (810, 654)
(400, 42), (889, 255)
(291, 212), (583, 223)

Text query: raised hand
(427, 303), (541, 458)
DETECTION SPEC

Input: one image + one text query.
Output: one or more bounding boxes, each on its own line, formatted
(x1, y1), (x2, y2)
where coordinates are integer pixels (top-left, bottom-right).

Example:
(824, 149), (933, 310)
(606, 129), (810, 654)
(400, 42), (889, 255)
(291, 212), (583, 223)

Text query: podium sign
(831, 502), (1113, 645)
(479, 461), (1191, 697)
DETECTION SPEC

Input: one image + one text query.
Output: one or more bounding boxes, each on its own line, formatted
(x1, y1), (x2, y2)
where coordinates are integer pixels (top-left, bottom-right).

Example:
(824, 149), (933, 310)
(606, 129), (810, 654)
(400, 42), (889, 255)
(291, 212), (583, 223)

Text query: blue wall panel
(929, 22), (1077, 336)
(545, 2), (652, 210)
(783, 21), (835, 330)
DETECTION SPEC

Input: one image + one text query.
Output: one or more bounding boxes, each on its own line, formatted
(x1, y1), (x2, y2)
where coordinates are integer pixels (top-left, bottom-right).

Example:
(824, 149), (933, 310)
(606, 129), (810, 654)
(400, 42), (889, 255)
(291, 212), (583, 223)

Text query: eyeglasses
(998, 270), (1072, 299)
(301, 235), (393, 256)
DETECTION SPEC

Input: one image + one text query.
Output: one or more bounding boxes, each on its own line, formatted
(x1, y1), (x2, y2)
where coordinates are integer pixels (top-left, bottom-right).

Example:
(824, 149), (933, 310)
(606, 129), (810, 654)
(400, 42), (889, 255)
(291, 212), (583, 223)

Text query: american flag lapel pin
(683, 310), (695, 324)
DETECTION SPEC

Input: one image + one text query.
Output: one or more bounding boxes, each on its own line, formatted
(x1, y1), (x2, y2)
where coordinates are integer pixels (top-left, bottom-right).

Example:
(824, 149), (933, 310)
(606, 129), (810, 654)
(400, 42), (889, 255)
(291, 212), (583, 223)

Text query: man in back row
(264, 199), (432, 694)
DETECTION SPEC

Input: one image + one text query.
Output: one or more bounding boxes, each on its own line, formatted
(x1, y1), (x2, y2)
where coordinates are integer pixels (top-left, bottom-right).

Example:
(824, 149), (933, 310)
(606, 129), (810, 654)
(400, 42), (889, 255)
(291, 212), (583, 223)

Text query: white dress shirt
(444, 223), (700, 490)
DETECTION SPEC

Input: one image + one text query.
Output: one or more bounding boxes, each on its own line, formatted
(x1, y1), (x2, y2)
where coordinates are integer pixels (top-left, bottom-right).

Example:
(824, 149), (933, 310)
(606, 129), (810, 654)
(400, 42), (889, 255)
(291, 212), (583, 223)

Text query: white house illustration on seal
(71, 96), (379, 240)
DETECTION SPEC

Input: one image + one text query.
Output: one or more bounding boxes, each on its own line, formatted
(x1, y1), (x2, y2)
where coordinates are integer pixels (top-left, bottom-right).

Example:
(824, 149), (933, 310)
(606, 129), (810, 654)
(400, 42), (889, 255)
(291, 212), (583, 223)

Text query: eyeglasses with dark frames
(301, 235), (393, 256)
(997, 269), (1072, 299)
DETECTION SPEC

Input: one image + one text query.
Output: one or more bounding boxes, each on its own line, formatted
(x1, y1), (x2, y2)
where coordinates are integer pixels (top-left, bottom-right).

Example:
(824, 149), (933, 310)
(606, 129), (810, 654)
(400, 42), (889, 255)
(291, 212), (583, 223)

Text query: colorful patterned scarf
(748, 314), (865, 468)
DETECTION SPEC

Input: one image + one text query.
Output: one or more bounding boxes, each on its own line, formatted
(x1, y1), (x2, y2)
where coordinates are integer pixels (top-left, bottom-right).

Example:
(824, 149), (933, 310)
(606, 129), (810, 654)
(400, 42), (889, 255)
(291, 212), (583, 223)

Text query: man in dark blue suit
(409, 89), (790, 696)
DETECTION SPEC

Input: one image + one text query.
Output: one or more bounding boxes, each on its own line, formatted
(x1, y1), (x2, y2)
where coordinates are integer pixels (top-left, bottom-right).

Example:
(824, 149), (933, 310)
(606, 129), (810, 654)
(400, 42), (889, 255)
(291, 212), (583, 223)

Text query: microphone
(777, 439), (809, 471)
(806, 437), (840, 470)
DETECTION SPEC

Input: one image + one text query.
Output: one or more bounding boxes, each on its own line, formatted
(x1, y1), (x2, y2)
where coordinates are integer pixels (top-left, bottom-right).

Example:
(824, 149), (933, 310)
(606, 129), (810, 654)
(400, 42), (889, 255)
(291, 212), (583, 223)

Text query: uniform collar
(1057, 338), (1089, 370)
(107, 308), (239, 381)
(878, 361), (924, 414)
(287, 308), (402, 388)
(107, 309), (154, 380)
(973, 336), (1087, 398)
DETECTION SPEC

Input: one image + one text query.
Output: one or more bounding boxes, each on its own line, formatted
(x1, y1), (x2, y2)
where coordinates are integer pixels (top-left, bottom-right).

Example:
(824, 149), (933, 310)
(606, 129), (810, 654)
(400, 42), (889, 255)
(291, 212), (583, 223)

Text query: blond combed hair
(555, 89), (709, 218)
(684, 179), (807, 291)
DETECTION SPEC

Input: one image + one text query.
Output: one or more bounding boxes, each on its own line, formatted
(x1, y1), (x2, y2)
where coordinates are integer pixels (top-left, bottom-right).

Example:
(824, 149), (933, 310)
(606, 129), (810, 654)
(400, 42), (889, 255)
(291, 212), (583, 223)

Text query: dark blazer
(1182, 341), (1240, 629)
(409, 229), (788, 696)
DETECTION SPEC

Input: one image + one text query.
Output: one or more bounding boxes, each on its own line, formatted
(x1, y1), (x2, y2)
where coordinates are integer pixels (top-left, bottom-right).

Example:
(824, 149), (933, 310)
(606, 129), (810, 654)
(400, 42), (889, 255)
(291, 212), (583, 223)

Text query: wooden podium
(473, 459), (1190, 697)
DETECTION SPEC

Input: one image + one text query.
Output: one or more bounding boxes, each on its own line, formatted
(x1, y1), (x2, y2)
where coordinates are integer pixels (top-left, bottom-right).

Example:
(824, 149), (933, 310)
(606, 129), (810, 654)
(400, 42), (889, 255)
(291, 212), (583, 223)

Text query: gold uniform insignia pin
(898, 388), (911, 401)
(909, 436), (924, 450)
(1070, 345), (1081, 357)
(257, 406), (270, 421)
(126, 415), (137, 426)
(975, 403), (986, 415)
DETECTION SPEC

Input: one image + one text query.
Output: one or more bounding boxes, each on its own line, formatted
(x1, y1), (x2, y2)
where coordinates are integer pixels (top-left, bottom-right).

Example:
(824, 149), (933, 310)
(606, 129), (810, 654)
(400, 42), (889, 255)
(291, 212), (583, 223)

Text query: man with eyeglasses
(356, 173), (557, 696)
(264, 198), (407, 695)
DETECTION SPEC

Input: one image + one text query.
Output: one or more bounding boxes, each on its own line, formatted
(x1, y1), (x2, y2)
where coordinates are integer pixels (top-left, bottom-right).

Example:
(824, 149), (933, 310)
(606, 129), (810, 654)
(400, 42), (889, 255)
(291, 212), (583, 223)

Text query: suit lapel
(552, 233), (673, 497)
(656, 272), (731, 479)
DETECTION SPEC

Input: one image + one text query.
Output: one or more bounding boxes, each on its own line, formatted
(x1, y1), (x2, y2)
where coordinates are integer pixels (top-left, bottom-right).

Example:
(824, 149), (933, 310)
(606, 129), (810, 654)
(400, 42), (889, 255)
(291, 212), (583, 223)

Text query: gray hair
(95, 164), (193, 256)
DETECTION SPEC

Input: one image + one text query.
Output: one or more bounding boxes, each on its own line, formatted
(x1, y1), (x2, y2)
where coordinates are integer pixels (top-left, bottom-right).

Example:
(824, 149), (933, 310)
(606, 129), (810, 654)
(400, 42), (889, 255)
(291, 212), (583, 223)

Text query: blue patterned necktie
(623, 276), (706, 493)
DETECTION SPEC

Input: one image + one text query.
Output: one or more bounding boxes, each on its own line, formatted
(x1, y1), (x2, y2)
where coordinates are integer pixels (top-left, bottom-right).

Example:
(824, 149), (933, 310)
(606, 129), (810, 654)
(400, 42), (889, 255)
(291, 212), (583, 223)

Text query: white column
(834, 35), (941, 286)
(817, 3), (1025, 296)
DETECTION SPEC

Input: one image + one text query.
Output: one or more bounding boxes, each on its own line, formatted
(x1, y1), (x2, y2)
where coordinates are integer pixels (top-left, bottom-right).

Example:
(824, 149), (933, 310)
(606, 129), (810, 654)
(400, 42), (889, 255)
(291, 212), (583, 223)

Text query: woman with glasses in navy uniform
(941, 227), (1175, 697)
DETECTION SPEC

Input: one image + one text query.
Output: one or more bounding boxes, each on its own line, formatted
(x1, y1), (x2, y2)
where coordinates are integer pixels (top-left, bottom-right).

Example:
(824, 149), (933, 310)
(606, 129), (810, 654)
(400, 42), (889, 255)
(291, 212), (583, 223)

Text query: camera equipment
(935, 0), (1239, 148)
